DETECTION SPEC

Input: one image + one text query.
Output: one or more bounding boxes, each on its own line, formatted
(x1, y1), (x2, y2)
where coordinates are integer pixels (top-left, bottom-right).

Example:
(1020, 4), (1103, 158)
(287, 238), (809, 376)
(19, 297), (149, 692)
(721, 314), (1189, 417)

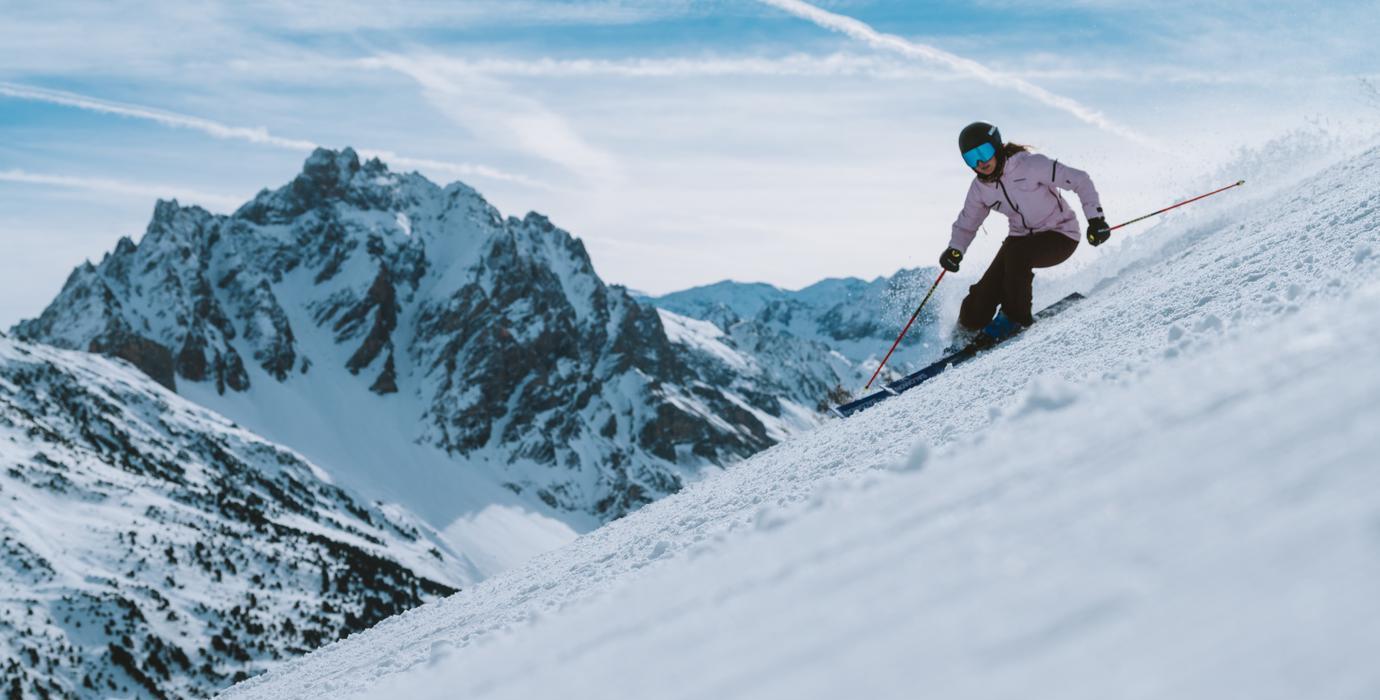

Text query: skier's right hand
(939, 247), (963, 273)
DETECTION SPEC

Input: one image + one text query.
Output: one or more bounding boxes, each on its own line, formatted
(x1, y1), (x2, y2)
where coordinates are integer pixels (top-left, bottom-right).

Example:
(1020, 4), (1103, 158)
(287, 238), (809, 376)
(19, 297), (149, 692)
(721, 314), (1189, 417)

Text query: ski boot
(974, 312), (1026, 349)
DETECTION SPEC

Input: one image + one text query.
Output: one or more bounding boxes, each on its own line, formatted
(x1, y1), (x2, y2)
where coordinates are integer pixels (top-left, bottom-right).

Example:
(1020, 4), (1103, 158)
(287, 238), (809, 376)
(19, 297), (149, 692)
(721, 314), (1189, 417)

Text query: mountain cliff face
(0, 335), (466, 699)
(14, 148), (815, 531)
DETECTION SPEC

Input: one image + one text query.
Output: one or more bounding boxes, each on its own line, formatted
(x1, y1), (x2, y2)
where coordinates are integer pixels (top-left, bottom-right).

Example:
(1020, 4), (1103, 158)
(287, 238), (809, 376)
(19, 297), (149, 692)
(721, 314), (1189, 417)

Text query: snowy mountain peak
(111, 234), (137, 257)
(15, 147), (820, 536)
(143, 198), (215, 249)
(237, 147), (402, 224)
(304, 144), (363, 178)
(518, 211), (554, 231)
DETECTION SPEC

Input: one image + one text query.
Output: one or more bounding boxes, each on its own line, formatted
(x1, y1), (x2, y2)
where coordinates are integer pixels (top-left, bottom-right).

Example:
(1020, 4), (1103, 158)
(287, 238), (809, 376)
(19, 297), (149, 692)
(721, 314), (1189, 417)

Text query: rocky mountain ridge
(0, 334), (465, 699)
(14, 148), (822, 540)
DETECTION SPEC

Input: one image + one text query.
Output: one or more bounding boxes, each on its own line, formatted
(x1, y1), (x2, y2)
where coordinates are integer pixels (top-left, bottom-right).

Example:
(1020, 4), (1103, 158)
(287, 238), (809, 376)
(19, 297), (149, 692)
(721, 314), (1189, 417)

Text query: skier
(939, 121), (1109, 344)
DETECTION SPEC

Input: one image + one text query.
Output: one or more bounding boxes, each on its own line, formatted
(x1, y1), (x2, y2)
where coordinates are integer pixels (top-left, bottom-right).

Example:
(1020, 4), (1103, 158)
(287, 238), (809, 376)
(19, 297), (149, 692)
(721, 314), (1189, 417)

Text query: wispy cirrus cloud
(754, 0), (1167, 152)
(0, 169), (246, 211)
(0, 82), (317, 150)
(347, 52), (1309, 88)
(360, 54), (622, 183)
(240, 0), (704, 31)
(0, 82), (545, 187)
(370, 53), (912, 79)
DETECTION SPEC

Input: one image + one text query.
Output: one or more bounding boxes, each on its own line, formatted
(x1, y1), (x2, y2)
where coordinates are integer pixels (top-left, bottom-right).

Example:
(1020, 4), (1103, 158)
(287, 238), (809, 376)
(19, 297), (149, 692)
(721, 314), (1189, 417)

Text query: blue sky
(3, 0), (1378, 327)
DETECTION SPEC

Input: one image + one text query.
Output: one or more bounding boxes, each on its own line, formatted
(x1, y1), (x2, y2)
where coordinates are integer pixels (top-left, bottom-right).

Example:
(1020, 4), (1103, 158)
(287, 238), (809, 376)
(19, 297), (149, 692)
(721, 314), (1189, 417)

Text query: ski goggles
(962, 142), (997, 169)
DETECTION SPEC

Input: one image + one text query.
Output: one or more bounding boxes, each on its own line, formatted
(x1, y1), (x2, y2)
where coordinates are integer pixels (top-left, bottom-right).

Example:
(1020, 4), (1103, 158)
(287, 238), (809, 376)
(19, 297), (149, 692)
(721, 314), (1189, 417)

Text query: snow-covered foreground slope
(222, 143), (1380, 699)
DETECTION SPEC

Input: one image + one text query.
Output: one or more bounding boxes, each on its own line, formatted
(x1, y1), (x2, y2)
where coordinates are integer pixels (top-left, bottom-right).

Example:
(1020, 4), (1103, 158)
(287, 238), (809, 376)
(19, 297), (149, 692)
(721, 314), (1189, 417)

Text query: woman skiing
(939, 121), (1110, 342)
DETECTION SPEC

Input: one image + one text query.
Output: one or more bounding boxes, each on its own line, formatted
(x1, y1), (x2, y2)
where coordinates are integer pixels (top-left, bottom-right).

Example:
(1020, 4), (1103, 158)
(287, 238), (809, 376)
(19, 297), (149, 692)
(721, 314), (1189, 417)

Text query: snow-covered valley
(220, 139), (1380, 699)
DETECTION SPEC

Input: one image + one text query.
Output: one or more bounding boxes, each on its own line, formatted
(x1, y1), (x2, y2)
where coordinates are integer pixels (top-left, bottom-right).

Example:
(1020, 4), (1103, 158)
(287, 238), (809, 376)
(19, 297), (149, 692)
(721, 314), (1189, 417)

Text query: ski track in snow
(222, 143), (1380, 699)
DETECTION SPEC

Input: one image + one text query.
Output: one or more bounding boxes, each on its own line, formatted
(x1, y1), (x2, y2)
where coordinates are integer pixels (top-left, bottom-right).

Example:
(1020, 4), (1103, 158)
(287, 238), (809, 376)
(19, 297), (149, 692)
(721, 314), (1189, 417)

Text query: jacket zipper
(998, 180), (1031, 232)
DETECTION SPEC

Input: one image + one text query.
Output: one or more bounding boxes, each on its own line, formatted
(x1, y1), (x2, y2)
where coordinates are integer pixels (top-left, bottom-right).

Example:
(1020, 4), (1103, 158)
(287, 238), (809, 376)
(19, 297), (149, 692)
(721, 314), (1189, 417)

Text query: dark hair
(978, 142), (1033, 182)
(1001, 142), (1032, 158)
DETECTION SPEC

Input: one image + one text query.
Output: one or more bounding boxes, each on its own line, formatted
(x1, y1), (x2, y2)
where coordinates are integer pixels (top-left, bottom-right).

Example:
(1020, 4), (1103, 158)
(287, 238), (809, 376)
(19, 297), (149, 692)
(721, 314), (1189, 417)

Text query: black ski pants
(958, 231), (1078, 329)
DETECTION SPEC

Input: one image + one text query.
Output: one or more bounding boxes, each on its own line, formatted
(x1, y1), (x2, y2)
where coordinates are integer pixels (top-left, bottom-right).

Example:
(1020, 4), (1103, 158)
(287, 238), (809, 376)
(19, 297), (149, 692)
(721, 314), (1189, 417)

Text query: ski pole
(861, 181), (1242, 393)
(864, 270), (944, 390)
(1111, 180), (1245, 231)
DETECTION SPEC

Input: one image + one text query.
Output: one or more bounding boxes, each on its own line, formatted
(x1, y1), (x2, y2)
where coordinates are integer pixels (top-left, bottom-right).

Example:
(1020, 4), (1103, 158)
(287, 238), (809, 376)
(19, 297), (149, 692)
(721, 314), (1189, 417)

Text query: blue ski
(831, 293), (1084, 419)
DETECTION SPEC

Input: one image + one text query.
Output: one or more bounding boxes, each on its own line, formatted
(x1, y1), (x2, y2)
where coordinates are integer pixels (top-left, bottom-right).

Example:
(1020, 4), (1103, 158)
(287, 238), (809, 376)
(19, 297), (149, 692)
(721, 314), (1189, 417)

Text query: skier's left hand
(1086, 217), (1111, 246)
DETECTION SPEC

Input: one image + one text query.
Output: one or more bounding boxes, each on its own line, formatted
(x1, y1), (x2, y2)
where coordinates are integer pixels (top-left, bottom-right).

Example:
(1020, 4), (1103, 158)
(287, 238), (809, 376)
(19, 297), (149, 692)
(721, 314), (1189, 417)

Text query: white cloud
(359, 150), (551, 189)
(0, 82), (543, 187)
(374, 53), (918, 79)
(0, 1), (702, 75)
(755, 0), (1168, 153)
(241, 0), (702, 31)
(341, 52), (1352, 89)
(362, 54), (623, 183)
(0, 82), (316, 150)
(0, 170), (246, 212)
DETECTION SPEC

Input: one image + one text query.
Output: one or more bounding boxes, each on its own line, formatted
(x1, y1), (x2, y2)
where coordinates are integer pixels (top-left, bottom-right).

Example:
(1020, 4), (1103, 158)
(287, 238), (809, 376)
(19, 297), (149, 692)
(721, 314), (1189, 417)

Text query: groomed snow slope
(222, 142), (1380, 699)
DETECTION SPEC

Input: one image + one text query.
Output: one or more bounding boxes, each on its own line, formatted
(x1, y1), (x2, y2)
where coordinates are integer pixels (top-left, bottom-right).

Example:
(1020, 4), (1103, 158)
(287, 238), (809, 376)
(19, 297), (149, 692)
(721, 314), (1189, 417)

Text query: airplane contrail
(0, 82), (546, 187)
(0, 169), (245, 211)
(756, 0), (1164, 151)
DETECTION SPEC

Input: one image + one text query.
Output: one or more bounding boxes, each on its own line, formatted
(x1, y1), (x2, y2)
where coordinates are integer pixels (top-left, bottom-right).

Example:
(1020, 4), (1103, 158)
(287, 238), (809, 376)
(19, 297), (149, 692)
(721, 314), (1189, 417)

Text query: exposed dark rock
(370, 353), (398, 395)
(342, 268), (398, 374)
(88, 331), (177, 392)
(176, 328), (209, 382)
(214, 348), (250, 395)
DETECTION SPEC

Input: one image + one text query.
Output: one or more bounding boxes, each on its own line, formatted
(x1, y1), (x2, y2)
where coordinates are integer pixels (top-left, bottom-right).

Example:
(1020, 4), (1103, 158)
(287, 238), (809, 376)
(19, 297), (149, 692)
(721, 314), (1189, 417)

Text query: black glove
(939, 247), (963, 273)
(1086, 217), (1111, 246)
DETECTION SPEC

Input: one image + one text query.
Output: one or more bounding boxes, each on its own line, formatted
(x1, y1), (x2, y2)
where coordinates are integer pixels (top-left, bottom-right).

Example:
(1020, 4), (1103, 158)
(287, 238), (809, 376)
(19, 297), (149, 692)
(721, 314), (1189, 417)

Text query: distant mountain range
(647, 271), (948, 389)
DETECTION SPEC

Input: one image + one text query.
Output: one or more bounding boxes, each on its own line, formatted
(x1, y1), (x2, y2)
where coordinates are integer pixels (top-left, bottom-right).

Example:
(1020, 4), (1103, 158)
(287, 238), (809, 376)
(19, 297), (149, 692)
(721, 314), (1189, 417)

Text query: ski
(831, 293), (1084, 419)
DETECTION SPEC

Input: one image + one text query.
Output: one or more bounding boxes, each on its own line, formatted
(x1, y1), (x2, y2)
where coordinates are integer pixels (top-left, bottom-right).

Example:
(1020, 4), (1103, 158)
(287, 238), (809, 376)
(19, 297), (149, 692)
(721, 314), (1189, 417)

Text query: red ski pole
(862, 180), (1243, 392)
(1110, 180), (1245, 231)
(864, 270), (944, 390)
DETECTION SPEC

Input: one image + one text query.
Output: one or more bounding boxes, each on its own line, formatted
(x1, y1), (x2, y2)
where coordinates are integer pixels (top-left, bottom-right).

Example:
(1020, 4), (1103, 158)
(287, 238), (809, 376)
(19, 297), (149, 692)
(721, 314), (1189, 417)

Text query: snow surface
(657, 308), (756, 372)
(178, 307), (587, 586)
(223, 140), (1380, 699)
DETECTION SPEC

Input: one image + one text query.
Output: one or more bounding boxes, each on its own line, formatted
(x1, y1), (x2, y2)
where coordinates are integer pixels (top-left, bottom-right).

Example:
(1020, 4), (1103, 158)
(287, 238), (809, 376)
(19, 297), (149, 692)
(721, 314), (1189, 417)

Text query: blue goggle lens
(962, 142), (996, 169)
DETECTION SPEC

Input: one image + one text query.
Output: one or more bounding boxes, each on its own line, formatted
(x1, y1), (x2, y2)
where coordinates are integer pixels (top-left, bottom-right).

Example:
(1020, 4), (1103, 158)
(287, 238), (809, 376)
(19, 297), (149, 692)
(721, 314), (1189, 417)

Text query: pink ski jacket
(948, 151), (1103, 253)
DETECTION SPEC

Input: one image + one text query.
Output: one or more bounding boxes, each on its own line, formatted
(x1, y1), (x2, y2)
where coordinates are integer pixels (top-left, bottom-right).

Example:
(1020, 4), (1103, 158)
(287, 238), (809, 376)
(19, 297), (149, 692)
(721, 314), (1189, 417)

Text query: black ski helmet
(958, 121), (1003, 168)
